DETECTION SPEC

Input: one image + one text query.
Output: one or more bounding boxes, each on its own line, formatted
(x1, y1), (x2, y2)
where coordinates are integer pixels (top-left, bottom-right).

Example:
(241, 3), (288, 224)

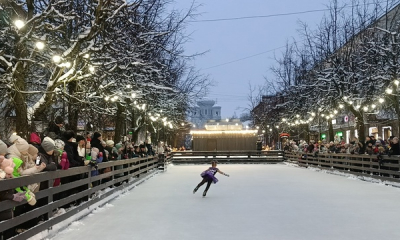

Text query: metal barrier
(171, 150), (284, 164)
(284, 151), (400, 183)
(0, 156), (158, 240)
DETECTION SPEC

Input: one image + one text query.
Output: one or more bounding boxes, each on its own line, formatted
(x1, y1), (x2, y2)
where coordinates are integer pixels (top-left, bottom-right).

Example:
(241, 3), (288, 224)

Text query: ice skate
(203, 190), (207, 197)
(193, 186), (199, 194)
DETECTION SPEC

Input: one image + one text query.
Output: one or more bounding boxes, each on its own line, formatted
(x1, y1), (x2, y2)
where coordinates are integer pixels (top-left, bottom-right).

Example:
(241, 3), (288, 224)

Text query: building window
(216, 111), (218, 116)
(205, 109), (208, 115)
(194, 111), (197, 115)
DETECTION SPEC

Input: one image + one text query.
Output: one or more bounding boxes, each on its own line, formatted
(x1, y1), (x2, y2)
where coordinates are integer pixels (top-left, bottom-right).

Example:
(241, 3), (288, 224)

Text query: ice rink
(51, 164), (400, 240)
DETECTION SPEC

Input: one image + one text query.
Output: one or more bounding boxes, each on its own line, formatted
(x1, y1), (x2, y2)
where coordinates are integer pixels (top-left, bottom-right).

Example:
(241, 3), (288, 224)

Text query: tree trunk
(114, 103), (126, 143)
(328, 120), (334, 142)
(14, 92), (28, 139)
(13, 63), (29, 138)
(67, 82), (78, 132)
(356, 117), (366, 144)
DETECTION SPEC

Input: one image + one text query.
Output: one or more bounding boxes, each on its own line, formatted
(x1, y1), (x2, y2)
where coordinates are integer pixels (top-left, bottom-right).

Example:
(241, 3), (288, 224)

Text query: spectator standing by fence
(46, 116), (64, 140)
(91, 132), (108, 162)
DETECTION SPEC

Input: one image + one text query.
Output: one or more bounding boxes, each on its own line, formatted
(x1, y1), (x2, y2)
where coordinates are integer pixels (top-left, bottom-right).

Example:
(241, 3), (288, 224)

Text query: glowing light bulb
(35, 42), (45, 50)
(52, 55), (61, 63)
(14, 20), (25, 29)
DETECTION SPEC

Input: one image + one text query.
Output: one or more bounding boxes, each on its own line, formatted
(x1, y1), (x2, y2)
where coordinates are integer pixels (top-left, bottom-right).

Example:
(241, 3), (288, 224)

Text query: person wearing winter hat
(7, 137), (46, 178)
(62, 130), (83, 168)
(8, 134), (20, 145)
(89, 147), (103, 187)
(105, 140), (116, 160)
(54, 139), (65, 150)
(0, 140), (7, 156)
(53, 140), (69, 187)
(0, 156), (37, 205)
(38, 137), (57, 176)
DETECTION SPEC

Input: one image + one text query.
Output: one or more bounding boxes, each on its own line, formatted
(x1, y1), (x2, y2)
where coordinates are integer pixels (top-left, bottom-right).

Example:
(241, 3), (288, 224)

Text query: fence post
(47, 179), (53, 221)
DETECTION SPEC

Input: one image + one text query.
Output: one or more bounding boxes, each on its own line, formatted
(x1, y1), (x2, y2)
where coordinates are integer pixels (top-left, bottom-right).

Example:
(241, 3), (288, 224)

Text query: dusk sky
(172, 0), (331, 118)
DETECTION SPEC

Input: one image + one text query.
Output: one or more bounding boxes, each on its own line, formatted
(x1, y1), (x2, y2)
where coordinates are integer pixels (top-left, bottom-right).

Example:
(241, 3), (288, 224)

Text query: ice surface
(51, 164), (400, 240)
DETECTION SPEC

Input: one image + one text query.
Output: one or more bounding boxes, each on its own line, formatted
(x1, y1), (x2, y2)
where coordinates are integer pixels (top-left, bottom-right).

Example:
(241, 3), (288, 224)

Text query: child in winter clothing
(90, 147), (103, 176)
(53, 139), (70, 187)
(0, 156), (37, 206)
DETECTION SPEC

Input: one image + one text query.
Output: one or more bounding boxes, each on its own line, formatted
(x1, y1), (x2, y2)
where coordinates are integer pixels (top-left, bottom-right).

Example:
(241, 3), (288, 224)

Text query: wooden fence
(284, 151), (400, 183)
(171, 150), (284, 164)
(0, 156), (158, 240)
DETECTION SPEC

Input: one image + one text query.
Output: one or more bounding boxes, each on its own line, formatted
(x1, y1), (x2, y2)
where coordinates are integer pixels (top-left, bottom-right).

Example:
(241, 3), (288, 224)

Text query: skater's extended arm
(217, 169), (229, 177)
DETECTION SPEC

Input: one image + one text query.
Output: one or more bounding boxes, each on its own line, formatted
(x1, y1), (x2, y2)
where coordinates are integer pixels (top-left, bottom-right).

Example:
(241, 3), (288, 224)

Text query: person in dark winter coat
(38, 137), (57, 190)
(90, 132), (108, 162)
(390, 137), (400, 155)
(47, 116), (64, 139)
(62, 130), (84, 168)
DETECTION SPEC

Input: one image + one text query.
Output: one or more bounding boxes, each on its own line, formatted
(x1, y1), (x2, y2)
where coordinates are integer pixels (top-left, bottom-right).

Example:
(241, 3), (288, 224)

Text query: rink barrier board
(0, 156), (159, 240)
(285, 152), (400, 183)
(170, 150), (284, 164)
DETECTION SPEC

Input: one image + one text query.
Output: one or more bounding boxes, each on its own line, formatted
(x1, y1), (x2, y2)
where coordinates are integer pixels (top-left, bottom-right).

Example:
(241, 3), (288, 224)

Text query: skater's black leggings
(197, 178), (212, 192)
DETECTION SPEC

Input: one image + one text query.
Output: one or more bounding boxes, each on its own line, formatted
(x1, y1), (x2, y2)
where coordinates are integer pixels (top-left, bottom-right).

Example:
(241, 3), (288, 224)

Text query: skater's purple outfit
(200, 167), (219, 184)
(193, 162), (229, 197)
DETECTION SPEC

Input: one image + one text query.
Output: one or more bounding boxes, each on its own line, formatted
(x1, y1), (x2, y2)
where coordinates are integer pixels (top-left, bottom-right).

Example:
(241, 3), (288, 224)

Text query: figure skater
(193, 161), (229, 197)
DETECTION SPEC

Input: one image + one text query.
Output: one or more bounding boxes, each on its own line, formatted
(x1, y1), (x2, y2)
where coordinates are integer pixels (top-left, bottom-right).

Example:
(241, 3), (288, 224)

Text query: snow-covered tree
(0, 0), (209, 139)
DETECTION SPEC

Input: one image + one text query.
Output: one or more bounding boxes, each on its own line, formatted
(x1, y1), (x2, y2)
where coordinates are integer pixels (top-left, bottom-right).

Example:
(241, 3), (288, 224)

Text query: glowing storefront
(190, 119), (258, 151)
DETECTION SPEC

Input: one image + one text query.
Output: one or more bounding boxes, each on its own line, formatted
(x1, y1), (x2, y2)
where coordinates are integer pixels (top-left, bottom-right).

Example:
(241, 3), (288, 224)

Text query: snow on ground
(50, 164), (400, 240)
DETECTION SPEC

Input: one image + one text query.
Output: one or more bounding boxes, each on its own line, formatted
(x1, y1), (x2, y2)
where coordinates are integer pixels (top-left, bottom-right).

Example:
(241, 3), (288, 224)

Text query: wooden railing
(284, 151), (400, 183)
(171, 150), (284, 164)
(0, 156), (158, 240)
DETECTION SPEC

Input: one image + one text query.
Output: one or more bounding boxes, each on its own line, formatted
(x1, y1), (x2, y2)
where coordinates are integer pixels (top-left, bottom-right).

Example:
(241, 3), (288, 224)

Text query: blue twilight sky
(171, 0), (332, 117)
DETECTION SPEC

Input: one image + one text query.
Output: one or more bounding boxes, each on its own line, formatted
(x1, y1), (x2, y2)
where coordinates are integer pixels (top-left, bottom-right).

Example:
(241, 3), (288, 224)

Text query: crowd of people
(283, 135), (400, 157)
(0, 116), (171, 239)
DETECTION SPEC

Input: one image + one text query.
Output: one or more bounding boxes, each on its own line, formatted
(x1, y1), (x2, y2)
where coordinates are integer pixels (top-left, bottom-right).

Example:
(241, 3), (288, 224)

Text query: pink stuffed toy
(0, 156), (15, 178)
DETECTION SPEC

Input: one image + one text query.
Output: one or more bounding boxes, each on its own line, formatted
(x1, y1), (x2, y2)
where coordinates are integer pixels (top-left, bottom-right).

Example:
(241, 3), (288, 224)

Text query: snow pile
(283, 162), (400, 188)
(27, 170), (160, 240)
